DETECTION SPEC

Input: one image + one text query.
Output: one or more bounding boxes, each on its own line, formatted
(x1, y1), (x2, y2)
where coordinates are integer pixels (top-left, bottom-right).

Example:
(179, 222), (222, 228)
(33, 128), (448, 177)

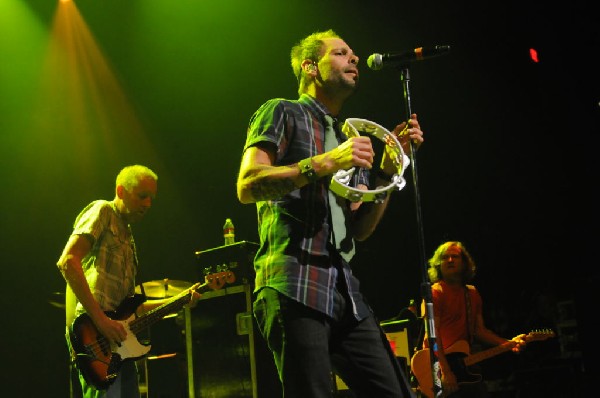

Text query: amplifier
(194, 241), (259, 286)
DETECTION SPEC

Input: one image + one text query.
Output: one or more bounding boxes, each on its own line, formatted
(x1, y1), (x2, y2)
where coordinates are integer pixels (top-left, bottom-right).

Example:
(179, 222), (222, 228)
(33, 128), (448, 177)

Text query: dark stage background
(1, 1), (596, 396)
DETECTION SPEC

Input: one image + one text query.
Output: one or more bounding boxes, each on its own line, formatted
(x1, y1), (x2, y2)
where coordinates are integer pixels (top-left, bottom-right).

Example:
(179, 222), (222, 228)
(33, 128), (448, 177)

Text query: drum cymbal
(136, 279), (193, 299)
(48, 291), (65, 309)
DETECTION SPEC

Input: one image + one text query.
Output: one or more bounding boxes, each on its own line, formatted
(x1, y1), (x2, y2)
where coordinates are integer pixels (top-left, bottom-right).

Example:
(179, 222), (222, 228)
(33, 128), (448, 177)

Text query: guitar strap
(138, 282), (147, 300)
(130, 233), (148, 301)
(464, 286), (474, 345)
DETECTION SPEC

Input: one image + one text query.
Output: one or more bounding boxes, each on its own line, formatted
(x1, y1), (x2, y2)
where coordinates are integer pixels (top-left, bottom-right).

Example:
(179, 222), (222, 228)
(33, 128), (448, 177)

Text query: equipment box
(142, 241), (279, 397)
(188, 284), (280, 398)
(188, 241), (279, 397)
(142, 284), (279, 398)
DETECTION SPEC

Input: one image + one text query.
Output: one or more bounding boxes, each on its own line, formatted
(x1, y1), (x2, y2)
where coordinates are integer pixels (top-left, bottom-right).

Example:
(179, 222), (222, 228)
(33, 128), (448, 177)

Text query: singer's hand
(380, 113), (424, 174)
(397, 113), (424, 154)
(319, 136), (375, 173)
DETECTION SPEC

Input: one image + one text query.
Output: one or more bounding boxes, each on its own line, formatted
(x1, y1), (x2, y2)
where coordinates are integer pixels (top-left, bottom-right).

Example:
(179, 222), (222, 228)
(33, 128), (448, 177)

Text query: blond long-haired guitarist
(412, 241), (527, 398)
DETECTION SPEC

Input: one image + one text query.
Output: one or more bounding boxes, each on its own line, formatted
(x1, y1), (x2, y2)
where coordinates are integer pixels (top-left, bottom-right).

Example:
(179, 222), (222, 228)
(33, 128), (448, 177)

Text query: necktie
(324, 115), (355, 262)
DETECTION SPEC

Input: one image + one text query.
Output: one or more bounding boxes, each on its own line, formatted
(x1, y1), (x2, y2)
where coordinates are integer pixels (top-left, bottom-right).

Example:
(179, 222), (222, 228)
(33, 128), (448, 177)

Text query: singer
(236, 29), (423, 398)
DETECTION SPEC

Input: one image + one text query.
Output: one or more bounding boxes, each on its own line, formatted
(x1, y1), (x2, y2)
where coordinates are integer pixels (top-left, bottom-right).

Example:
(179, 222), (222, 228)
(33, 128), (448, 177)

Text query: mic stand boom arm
(398, 66), (443, 398)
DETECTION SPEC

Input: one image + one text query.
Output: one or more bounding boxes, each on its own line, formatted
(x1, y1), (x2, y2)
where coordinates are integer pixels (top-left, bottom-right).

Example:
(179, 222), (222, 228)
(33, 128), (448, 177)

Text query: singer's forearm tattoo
(249, 178), (297, 201)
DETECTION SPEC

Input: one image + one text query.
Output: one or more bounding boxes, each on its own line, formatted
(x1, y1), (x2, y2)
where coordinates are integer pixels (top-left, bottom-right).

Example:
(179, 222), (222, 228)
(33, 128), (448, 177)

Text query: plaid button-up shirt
(71, 200), (138, 318)
(243, 94), (370, 320)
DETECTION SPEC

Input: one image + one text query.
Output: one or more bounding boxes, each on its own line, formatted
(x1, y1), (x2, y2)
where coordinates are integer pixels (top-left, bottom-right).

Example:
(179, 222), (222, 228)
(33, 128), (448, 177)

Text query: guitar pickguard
(111, 315), (151, 359)
(446, 352), (482, 384)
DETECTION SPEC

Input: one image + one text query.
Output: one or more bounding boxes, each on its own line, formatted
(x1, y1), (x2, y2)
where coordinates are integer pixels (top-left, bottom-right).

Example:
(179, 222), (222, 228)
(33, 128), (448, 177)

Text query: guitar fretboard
(128, 283), (209, 334)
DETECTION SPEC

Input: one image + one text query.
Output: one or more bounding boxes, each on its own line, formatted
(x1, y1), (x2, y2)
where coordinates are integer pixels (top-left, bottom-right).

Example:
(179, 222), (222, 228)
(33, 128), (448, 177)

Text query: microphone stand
(397, 65), (443, 398)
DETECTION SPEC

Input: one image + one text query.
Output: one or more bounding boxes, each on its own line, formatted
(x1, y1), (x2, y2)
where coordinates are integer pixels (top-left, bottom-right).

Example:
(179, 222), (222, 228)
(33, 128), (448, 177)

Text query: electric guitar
(411, 329), (555, 398)
(68, 271), (235, 390)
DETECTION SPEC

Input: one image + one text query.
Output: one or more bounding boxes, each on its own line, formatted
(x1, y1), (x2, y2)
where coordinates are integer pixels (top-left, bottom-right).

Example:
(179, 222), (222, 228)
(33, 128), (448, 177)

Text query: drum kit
(135, 278), (193, 299)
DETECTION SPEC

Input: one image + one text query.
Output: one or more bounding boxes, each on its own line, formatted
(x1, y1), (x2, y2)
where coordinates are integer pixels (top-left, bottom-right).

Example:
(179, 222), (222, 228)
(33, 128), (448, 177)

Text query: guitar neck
(129, 282), (208, 334)
(462, 330), (555, 367)
(463, 342), (513, 367)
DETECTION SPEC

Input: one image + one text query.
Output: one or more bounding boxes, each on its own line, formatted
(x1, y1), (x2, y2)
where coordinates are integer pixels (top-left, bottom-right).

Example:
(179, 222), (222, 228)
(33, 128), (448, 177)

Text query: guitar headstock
(204, 271), (236, 290)
(525, 329), (556, 342)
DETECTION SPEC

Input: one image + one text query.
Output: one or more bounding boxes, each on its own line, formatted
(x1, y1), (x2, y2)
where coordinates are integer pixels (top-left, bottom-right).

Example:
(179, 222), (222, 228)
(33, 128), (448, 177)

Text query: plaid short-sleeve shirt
(243, 94), (370, 320)
(71, 200), (138, 318)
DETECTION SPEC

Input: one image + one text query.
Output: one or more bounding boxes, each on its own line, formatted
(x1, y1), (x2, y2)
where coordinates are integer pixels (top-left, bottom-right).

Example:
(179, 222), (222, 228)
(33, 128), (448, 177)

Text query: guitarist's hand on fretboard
(185, 282), (203, 309)
(509, 333), (528, 353)
(410, 330), (555, 398)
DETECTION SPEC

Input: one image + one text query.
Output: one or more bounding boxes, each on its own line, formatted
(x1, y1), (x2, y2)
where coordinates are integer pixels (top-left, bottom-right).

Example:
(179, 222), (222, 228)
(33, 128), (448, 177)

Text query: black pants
(253, 287), (415, 398)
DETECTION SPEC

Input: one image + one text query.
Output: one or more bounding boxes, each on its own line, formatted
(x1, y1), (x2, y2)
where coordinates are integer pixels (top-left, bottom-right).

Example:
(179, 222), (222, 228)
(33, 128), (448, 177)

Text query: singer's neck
(303, 89), (348, 117)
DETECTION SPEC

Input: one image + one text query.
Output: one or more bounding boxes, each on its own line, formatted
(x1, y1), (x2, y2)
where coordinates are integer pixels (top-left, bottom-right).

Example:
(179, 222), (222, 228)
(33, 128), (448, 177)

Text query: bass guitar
(411, 329), (555, 398)
(68, 271), (235, 389)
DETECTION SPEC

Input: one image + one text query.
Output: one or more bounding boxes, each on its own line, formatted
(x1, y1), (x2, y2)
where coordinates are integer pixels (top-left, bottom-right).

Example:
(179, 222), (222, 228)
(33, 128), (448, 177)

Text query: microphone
(367, 45), (451, 70)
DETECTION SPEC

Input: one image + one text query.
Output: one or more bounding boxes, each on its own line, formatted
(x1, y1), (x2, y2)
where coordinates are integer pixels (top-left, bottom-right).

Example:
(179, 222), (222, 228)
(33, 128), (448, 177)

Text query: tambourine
(329, 118), (410, 203)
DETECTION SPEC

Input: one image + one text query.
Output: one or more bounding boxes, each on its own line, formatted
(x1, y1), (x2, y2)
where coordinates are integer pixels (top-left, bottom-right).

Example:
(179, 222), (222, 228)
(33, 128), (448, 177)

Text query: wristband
(298, 158), (319, 182)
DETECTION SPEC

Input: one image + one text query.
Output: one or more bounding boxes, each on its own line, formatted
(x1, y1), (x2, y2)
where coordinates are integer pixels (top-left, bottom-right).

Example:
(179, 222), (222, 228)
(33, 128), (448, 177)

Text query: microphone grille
(367, 53), (383, 70)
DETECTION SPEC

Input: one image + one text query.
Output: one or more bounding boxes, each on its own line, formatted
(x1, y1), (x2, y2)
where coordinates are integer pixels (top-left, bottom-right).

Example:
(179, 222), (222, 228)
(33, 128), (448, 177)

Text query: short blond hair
(290, 29), (341, 95)
(116, 165), (158, 191)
